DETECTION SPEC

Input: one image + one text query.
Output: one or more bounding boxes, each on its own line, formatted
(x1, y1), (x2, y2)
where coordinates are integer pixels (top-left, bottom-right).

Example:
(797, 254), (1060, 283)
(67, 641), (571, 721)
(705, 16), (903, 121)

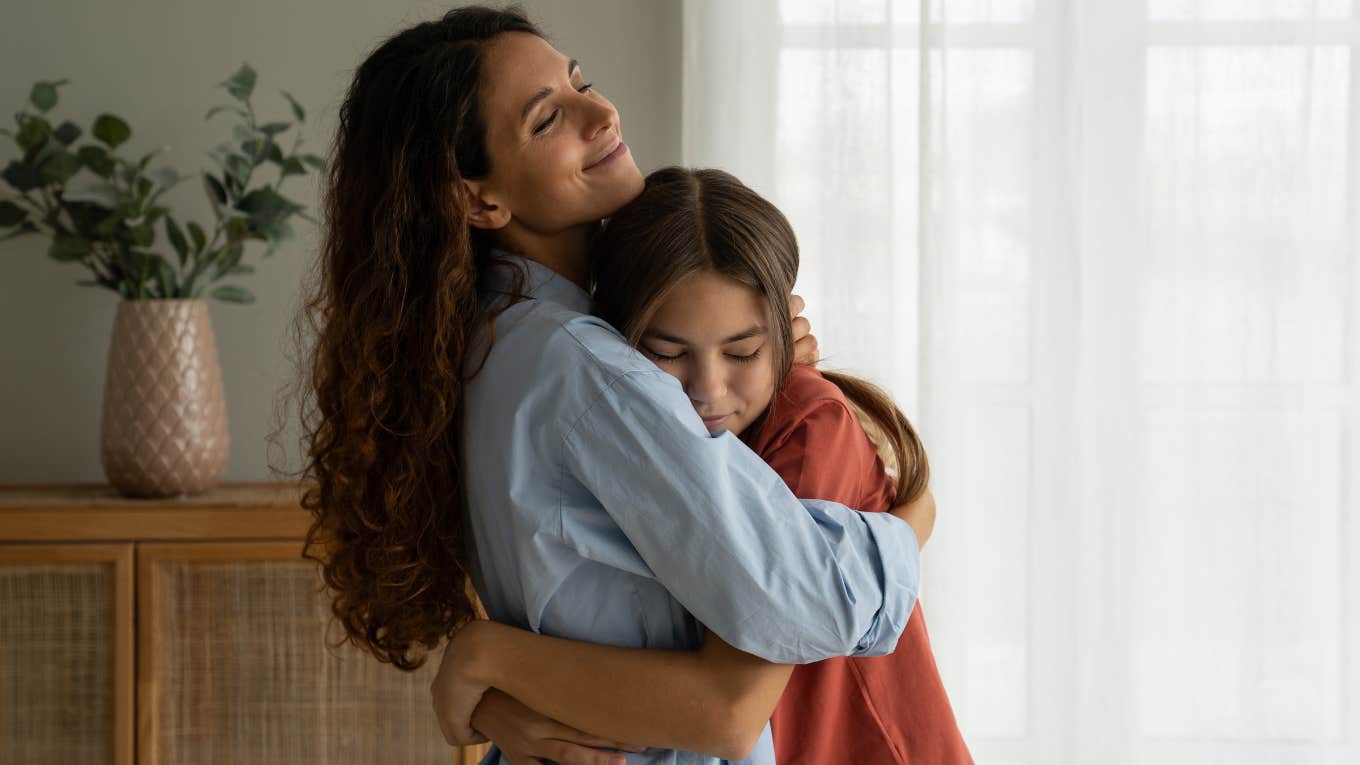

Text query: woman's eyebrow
(520, 58), (579, 124)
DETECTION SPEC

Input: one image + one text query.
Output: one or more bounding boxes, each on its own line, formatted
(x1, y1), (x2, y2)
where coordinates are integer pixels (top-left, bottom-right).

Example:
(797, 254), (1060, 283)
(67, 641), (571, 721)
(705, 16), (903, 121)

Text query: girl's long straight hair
(592, 167), (929, 504)
(271, 6), (537, 670)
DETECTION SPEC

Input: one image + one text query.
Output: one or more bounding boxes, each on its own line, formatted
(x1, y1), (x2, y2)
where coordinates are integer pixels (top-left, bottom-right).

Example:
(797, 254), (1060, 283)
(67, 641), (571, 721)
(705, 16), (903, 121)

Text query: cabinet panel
(0, 545), (134, 765)
(138, 543), (463, 765)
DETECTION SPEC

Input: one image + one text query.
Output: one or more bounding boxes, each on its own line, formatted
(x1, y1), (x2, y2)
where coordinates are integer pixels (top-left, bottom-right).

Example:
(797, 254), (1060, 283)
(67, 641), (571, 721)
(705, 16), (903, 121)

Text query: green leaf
(165, 217), (189, 265)
(301, 153), (326, 172)
(150, 253), (176, 297)
(62, 181), (123, 208)
(281, 90), (305, 122)
(226, 263), (255, 275)
(15, 116), (52, 154)
(236, 186), (302, 232)
(213, 242), (244, 277)
(38, 150), (81, 184)
(258, 121), (291, 137)
(129, 222), (154, 247)
(204, 105), (248, 121)
(92, 114), (131, 149)
(224, 216), (251, 243)
(211, 284), (255, 304)
(0, 200), (28, 226)
(48, 235), (91, 262)
(29, 80), (66, 113)
(203, 173), (227, 207)
(2, 161), (43, 192)
(224, 155), (251, 189)
(53, 121), (82, 146)
(77, 145), (115, 178)
(221, 64), (257, 103)
(279, 156), (306, 177)
(149, 166), (180, 189)
(187, 221), (207, 253)
(232, 123), (258, 145)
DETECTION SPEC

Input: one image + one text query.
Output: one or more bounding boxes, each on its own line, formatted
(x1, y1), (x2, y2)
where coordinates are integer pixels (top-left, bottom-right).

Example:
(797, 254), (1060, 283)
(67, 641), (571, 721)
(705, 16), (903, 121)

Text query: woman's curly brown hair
(271, 6), (539, 671)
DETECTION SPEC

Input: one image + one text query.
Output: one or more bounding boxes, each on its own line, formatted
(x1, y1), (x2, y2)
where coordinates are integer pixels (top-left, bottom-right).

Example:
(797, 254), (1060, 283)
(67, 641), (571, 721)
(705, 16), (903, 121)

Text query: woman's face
(639, 270), (778, 436)
(472, 32), (644, 236)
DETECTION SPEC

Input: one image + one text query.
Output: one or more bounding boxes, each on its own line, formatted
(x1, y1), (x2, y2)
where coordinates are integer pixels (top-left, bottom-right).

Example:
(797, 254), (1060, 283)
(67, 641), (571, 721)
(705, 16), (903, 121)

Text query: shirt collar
(483, 249), (592, 315)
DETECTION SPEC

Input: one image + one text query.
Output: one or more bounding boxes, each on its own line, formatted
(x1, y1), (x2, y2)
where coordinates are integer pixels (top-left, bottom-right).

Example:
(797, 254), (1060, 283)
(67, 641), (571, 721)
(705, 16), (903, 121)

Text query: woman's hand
(789, 294), (819, 365)
(430, 620), (496, 747)
(473, 689), (645, 765)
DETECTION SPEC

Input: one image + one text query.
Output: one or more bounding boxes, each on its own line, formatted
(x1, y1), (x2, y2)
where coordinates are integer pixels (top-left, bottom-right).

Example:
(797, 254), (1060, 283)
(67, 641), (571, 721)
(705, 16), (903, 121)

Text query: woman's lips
(585, 140), (628, 170)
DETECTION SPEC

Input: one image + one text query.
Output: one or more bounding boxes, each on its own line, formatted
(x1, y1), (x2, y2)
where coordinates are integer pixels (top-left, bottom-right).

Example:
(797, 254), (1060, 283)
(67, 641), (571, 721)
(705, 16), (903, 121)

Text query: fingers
(791, 315), (811, 341)
(539, 740), (630, 765)
(540, 719), (644, 752)
(788, 293), (806, 318)
(792, 331), (819, 366)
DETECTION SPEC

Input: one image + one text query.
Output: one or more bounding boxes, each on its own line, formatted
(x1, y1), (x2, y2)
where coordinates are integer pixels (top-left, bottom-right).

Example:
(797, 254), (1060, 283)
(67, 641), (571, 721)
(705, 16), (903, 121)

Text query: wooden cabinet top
(0, 483), (311, 542)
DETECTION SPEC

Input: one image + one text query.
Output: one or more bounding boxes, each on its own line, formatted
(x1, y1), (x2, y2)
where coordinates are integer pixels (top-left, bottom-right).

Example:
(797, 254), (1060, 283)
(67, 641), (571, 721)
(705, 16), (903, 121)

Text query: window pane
(781, 0), (888, 24)
(927, 0), (1035, 23)
(926, 404), (1031, 740)
(927, 49), (1034, 384)
(1142, 46), (1350, 383)
(777, 48), (922, 398)
(1135, 411), (1344, 741)
(1149, 0), (1352, 21)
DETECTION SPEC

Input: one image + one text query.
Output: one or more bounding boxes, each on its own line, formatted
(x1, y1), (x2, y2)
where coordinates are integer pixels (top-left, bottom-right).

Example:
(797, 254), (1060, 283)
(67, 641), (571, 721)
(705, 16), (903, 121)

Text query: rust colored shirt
(741, 365), (973, 765)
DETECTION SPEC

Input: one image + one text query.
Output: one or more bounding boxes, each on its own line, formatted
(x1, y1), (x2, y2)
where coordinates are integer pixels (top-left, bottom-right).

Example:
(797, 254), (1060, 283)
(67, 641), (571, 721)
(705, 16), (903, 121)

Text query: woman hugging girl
(439, 167), (971, 765)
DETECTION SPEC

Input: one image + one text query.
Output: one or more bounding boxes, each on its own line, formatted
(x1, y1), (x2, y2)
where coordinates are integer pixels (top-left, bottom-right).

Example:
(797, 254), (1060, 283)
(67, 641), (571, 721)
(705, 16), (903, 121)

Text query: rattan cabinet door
(0, 545), (135, 765)
(137, 542), (467, 765)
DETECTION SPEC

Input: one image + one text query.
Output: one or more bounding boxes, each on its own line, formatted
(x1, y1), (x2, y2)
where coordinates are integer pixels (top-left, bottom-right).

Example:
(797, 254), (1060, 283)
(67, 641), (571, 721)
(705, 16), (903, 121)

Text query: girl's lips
(585, 140), (628, 170)
(701, 413), (730, 428)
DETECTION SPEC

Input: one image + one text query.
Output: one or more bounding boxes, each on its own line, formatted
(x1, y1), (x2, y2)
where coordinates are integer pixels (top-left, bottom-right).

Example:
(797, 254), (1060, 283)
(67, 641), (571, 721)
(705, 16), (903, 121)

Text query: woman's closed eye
(531, 82), (595, 135)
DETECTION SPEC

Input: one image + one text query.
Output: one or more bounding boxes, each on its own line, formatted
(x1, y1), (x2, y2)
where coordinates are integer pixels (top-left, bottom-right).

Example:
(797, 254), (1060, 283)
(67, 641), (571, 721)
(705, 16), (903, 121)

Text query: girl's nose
(685, 360), (727, 404)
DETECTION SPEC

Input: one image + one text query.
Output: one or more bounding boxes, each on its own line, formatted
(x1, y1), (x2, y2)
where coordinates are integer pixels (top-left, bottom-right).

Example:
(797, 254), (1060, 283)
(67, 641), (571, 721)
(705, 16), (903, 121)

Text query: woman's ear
(460, 179), (512, 230)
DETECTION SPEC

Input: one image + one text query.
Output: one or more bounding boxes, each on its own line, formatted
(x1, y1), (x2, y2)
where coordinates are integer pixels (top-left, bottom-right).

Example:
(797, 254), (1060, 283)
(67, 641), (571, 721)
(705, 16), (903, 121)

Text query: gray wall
(0, 0), (682, 483)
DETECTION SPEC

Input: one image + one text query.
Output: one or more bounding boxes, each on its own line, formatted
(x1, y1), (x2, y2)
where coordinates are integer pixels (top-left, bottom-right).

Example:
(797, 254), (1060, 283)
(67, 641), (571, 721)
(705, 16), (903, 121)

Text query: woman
(296, 7), (932, 764)
(433, 168), (972, 764)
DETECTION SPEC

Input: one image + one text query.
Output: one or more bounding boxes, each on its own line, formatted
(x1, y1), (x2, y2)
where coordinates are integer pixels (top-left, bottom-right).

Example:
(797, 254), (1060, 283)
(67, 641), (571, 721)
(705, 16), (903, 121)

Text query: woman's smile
(585, 139), (628, 171)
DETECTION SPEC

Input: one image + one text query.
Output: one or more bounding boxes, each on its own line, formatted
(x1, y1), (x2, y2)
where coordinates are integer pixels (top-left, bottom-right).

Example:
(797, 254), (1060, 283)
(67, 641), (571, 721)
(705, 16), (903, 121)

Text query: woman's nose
(579, 94), (616, 141)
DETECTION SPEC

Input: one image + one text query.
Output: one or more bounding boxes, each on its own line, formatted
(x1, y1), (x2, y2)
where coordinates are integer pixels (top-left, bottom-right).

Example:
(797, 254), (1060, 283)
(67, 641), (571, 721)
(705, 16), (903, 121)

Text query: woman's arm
(437, 620), (792, 761)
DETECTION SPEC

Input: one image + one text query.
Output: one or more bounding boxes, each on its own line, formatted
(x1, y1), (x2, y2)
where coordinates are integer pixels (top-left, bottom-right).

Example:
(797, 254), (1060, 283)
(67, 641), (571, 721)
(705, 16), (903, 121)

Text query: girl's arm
(436, 619), (793, 760)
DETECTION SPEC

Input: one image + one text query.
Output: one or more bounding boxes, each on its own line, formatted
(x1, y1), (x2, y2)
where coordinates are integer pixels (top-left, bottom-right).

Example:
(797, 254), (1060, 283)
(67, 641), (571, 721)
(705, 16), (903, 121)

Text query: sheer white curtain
(682, 1), (1359, 763)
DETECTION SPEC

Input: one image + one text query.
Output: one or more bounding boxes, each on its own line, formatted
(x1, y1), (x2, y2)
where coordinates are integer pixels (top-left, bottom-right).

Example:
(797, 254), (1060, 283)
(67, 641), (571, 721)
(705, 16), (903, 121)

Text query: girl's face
(471, 32), (644, 237)
(639, 270), (778, 436)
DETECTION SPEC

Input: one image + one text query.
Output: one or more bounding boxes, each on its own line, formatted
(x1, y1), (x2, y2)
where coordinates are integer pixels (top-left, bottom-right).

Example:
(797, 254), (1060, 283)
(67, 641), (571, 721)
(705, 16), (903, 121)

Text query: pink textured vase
(100, 299), (230, 498)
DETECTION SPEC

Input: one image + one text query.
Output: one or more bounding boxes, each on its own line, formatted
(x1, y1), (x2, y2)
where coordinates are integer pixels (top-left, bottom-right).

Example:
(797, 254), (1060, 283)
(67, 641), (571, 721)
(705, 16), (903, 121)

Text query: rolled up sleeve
(560, 368), (920, 664)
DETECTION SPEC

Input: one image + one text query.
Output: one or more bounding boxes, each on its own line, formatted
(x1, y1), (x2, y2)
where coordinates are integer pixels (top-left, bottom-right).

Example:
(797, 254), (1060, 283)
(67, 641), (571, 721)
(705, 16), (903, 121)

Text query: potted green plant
(0, 65), (323, 498)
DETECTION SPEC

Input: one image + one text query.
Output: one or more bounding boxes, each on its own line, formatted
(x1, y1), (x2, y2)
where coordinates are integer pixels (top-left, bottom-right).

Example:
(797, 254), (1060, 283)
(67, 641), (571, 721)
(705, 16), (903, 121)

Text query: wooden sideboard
(0, 483), (489, 765)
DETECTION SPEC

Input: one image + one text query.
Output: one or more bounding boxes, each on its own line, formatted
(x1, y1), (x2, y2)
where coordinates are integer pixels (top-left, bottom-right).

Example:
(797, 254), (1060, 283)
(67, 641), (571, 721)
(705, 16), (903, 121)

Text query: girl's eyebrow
(644, 325), (768, 345)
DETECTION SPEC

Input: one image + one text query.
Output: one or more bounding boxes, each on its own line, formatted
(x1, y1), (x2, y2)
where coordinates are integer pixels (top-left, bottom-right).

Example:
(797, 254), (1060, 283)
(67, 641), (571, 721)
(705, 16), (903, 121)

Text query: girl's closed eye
(727, 346), (764, 363)
(643, 346), (684, 362)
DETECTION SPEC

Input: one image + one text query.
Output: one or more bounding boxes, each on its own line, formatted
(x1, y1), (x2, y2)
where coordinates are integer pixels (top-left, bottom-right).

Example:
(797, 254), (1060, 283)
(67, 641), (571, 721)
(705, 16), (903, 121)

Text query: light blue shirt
(463, 254), (920, 765)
